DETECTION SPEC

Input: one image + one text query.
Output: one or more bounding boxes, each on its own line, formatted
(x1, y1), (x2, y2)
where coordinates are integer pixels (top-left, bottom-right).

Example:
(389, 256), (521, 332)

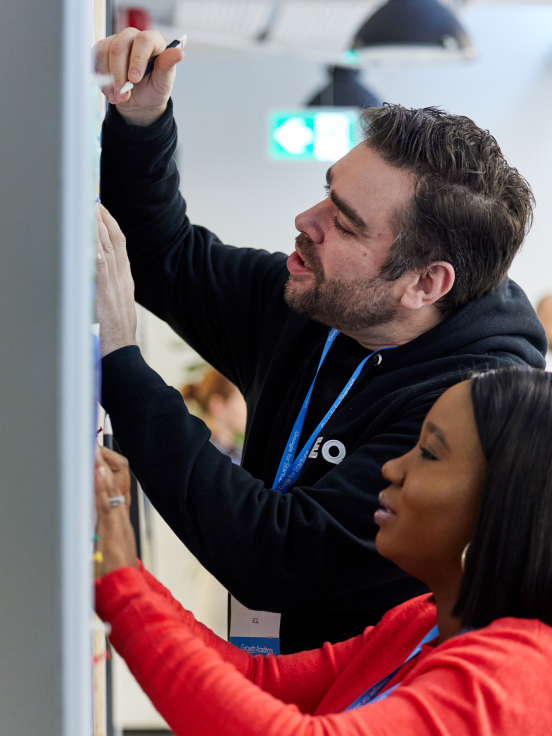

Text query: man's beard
(284, 233), (398, 333)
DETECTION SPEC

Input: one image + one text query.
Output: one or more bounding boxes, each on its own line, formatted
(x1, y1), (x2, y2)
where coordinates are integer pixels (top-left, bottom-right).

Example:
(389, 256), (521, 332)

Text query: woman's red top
(95, 563), (552, 736)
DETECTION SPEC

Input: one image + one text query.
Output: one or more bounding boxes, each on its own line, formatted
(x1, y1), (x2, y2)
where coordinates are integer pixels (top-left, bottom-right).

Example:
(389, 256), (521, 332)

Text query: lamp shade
(352, 0), (476, 66)
(306, 66), (381, 108)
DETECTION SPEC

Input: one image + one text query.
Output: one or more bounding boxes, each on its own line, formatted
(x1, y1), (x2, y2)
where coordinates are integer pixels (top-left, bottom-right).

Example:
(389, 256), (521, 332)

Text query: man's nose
(295, 200), (327, 244)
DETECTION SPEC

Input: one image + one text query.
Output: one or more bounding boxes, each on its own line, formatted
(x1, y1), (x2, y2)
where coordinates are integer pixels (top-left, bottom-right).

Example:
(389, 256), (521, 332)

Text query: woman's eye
(332, 215), (354, 237)
(420, 446), (438, 461)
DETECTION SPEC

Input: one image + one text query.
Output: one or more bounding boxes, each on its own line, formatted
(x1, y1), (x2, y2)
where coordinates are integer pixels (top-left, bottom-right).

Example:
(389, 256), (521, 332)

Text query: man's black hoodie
(100, 101), (547, 653)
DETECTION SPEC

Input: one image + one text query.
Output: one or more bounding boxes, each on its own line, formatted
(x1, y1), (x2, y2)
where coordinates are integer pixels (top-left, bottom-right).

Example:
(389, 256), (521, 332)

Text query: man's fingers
(96, 207), (117, 270)
(98, 205), (131, 277)
(93, 28), (183, 119)
(96, 246), (107, 281)
(127, 30), (167, 83)
(94, 217), (109, 280)
(152, 46), (185, 74)
(98, 224), (116, 280)
(108, 27), (140, 96)
(94, 215), (101, 249)
(94, 204), (138, 359)
(93, 35), (115, 75)
(94, 35), (120, 102)
(150, 47), (184, 93)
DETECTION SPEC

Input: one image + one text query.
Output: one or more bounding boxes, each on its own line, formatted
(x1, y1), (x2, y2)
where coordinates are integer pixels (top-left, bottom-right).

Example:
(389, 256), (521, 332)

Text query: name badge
(229, 596), (281, 656)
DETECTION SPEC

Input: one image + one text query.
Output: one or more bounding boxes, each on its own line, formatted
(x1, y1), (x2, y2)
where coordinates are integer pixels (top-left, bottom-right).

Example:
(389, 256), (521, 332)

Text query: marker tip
(119, 81), (134, 95)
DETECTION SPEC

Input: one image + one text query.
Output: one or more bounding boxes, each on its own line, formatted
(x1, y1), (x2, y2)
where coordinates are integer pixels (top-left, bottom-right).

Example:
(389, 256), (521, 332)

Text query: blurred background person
(181, 368), (247, 464)
(537, 296), (552, 371)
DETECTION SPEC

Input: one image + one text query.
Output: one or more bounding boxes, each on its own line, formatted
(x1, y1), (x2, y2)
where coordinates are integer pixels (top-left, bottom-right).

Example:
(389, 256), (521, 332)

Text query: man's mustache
(295, 233), (314, 253)
(295, 232), (313, 250)
(294, 232), (323, 278)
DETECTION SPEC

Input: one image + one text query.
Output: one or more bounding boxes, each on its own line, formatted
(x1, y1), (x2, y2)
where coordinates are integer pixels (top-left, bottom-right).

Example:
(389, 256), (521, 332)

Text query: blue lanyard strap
(345, 624), (439, 710)
(273, 329), (396, 494)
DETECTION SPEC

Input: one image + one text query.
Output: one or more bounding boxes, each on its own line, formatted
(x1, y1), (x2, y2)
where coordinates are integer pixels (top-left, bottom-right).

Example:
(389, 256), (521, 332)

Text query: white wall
(172, 4), (552, 306)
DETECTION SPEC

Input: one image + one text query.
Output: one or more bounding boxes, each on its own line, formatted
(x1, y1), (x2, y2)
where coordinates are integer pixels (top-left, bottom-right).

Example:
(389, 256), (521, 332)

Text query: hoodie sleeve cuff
(103, 97), (175, 145)
(101, 345), (169, 417)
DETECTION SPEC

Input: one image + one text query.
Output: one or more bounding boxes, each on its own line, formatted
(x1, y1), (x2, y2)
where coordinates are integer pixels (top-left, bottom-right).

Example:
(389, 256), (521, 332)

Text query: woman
(180, 368), (247, 464)
(94, 366), (552, 735)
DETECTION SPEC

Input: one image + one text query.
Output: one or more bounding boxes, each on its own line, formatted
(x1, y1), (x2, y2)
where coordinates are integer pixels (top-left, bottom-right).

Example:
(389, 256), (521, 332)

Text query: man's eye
(420, 446), (438, 461)
(324, 183), (330, 195)
(332, 215), (354, 237)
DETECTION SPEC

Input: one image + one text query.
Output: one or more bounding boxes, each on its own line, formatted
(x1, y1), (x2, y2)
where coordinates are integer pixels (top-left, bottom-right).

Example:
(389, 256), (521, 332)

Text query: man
(95, 29), (546, 654)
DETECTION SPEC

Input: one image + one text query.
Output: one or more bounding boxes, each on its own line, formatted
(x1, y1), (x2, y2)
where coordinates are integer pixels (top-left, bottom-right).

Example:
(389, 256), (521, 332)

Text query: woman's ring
(108, 495), (125, 508)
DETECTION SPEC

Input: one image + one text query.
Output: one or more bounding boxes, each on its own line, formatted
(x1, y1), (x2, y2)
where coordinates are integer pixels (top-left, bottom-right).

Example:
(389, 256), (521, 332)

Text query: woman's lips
(374, 493), (396, 524)
(287, 249), (313, 276)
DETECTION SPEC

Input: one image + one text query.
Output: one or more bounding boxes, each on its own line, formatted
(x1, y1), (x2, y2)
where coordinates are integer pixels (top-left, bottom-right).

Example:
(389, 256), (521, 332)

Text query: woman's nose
(381, 456), (406, 486)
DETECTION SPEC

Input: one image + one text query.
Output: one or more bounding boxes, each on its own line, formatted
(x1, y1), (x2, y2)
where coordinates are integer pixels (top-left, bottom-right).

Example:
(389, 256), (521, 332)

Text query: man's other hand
(93, 28), (184, 126)
(95, 204), (138, 358)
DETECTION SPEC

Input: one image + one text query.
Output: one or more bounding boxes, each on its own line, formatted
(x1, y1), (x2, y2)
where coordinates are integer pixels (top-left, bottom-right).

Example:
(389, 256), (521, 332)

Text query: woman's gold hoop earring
(461, 542), (471, 573)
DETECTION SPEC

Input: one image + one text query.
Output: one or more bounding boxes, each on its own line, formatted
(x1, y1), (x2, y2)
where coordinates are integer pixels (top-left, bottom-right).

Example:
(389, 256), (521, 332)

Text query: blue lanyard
(272, 329), (395, 494)
(345, 624), (439, 710)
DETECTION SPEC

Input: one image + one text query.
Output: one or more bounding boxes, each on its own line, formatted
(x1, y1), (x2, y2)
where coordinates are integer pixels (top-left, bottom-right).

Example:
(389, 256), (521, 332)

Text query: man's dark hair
(360, 105), (535, 317)
(453, 367), (552, 628)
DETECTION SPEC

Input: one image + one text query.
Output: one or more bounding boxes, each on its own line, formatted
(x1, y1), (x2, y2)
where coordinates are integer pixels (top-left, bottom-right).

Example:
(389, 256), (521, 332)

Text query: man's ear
(399, 262), (455, 311)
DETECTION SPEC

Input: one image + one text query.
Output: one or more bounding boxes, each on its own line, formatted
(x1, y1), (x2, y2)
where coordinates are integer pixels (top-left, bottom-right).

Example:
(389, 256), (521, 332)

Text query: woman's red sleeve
(95, 565), (368, 727)
(134, 560), (252, 672)
(96, 566), (552, 736)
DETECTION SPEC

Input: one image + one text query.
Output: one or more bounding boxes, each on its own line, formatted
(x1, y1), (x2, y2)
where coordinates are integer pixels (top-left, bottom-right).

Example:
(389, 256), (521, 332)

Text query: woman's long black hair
(453, 366), (552, 629)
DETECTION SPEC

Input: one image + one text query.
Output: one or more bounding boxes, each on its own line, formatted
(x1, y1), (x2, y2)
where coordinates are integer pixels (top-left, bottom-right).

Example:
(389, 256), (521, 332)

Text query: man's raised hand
(93, 28), (185, 126)
(95, 204), (138, 358)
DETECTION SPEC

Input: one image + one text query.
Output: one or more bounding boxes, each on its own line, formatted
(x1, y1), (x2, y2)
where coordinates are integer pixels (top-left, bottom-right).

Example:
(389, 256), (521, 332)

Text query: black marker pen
(119, 34), (186, 94)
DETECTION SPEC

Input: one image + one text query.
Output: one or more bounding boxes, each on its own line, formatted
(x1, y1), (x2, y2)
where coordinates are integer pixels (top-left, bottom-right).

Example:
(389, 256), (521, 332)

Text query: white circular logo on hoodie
(322, 440), (346, 465)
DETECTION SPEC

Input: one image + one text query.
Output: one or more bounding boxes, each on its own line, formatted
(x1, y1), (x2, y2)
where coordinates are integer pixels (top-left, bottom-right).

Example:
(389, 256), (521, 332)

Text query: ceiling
(120, 0), (552, 65)
(173, 0), (387, 52)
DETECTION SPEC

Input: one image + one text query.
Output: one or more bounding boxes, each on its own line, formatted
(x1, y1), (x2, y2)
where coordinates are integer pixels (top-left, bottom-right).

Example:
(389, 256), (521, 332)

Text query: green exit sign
(269, 110), (358, 162)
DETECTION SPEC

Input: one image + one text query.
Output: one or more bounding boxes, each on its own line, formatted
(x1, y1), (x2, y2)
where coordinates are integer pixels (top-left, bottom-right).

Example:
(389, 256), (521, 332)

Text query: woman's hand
(93, 28), (184, 126)
(95, 203), (137, 358)
(94, 446), (138, 577)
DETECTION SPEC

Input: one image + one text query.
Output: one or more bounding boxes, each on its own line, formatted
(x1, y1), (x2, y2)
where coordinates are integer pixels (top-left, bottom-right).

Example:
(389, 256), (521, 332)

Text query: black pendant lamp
(352, 0), (476, 66)
(306, 66), (381, 109)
